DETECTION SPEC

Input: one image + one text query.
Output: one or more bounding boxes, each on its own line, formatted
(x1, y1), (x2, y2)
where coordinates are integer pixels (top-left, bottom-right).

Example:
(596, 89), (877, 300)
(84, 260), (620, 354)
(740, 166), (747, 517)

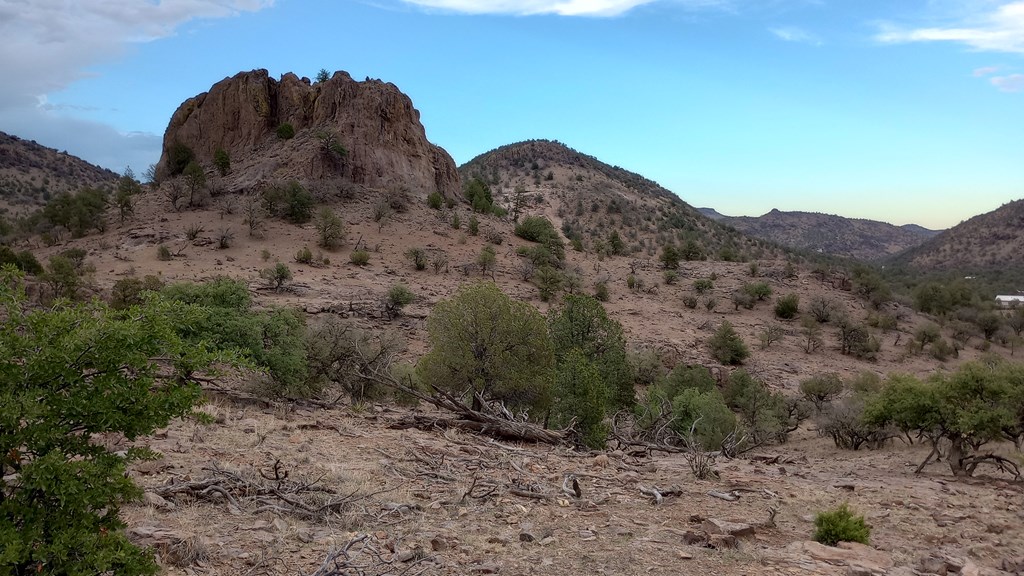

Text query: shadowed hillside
(0, 131), (118, 216)
(698, 207), (938, 261)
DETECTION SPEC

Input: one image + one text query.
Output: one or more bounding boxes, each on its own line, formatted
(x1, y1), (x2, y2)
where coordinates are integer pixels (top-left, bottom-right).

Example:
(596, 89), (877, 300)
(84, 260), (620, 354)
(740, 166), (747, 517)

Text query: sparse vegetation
(260, 262), (293, 290)
(316, 207), (346, 249)
(813, 504), (871, 546)
(350, 249), (370, 266)
(709, 321), (749, 365)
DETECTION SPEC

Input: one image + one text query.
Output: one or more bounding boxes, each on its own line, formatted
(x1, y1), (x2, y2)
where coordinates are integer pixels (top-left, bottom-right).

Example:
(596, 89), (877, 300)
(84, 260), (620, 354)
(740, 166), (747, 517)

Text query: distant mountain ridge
(0, 131), (118, 215)
(698, 207), (939, 261)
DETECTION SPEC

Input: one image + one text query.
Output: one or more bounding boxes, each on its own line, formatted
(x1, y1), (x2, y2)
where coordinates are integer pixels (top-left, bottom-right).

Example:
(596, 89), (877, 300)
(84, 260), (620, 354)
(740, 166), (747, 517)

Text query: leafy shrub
(743, 282), (773, 301)
(594, 281), (609, 302)
(477, 245), (497, 276)
(660, 244), (680, 270)
(42, 255), (81, 300)
(167, 141), (195, 175)
(276, 123), (295, 139)
(813, 504), (870, 546)
(350, 250), (370, 266)
(0, 270), (226, 575)
(427, 191), (443, 210)
(551, 349), (608, 449)
(463, 177), (496, 214)
(663, 270), (678, 285)
(515, 216), (564, 262)
(732, 290), (756, 310)
(213, 148), (230, 176)
(693, 278), (714, 294)
(467, 215), (480, 236)
(40, 187), (108, 237)
(295, 246), (314, 265)
(263, 181), (313, 224)
(800, 373), (844, 410)
(405, 247), (427, 270)
(385, 284), (414, 318)
(775, 293), (800, 319)
(709, 321), (749, 365)
(260, 263), (293, 290)
(418, 282), (554, 413)
(161, 278), (308, 396)
(671, 388), (738, 450)
(682, 294), (698, 309)
(316, 207), (346, 249)
(109, 275), (165, 310)
(157, 244), (172, 261)
(534, 265), (562, 301)
(0, 246), (42, 274)
(548, 294), (633, 412)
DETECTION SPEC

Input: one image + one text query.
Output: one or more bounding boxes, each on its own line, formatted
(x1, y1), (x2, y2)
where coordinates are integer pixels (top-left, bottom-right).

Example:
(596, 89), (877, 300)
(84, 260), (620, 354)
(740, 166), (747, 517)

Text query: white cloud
(972, 65), (1001, 76)
(769, 26), (821, 45)
(876, 1), (1024, 54)
(399, 0), (657, 16)
(0, 0), (273, 170)
(991, 73), (1024, 91)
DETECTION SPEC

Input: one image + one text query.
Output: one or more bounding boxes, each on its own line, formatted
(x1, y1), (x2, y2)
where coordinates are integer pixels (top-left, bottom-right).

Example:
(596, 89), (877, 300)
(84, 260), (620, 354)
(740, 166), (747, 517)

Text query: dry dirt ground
(19, 187), (1024, 575)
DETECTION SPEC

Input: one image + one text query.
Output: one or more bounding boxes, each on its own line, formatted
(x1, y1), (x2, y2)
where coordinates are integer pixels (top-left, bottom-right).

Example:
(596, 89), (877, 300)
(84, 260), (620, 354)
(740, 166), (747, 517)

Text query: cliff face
(156, 69), (459, 196)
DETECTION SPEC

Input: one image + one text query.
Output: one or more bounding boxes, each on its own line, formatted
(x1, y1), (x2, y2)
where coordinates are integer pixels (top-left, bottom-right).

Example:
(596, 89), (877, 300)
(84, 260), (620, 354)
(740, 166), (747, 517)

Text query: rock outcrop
(156, 69), (459, 197)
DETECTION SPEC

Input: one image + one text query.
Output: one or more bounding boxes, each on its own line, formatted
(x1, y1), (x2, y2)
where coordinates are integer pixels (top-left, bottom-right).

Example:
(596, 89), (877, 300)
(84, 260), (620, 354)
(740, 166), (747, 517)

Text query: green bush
(744, 282), (773, 301)
(552, 349), (608, 449)
(468, 215), (480, 236)
(405, 247), (427, 270)
(515, 216), (564, 262)
(295, 246), (314, 265)
(40, 187), (108, 237)
(775, 293), (800, 319)
(534, 265), (562, 302)
(549, 294), (633, 411)
(418, 282), (554, 413)
(709, 321), (749, 365)
(109, 276), (165, 311)
(263, 181), (313, 224)
(156, 244), (172, 261)
(800, 373), (844, 410)
(276, 123), (295, 139)
(0, 246), (42, 275)
(350, 250), (370, 266)
(167, 141), (194, 175)
(671, 388), (738, 450)
(316, 207), (346, 249)
(213, 148), (230, 176)
(693, 278), (713, 294)
(813, 504), (870, 546)
(463, 177), (496, 214)
(385, 284), (415, 318)
(260, 263), (293, 290)
(427, 191), (443, 210)
(0, 268), (228, 575)
(161, 278), (308, 396)
(594, 282), (609, 302)
(660, 244), (680, 270)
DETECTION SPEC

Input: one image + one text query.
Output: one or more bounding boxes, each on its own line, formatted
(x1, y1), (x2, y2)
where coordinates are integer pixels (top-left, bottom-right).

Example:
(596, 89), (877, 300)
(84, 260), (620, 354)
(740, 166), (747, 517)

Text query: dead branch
(707, 490), (739, 502)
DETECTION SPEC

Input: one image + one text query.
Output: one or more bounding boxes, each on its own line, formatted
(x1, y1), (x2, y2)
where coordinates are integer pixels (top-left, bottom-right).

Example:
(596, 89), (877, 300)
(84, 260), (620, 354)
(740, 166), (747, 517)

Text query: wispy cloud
(972, 65), (1001, 76)
(991, 73), (1024, 91)
(398, 0), (659, 16)
(0, 0), (274, 171)
(769, 26), (821, 45)
(876, 1), (1024, 54)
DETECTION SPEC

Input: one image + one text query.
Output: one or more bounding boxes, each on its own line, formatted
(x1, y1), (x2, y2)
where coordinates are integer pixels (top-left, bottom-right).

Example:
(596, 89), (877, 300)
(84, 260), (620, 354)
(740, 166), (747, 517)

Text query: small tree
(709, 321), (749, 365)
(477, 246), (497, 278)
(551, 349), (608, 449)
(42, 255), (81, 300)
(316, 207), (346, 249)
(315, 68), (330, 83)
(660, 244), (680, 270)
(114, 167), (142, 223)
(800, 373), (844, 411)
(417, 282), (554, 413)
(384, 284), (414, 318)
(405, 247), (427, 271)
(213, 148), (231, 176)
(864, 362), (1024, 478)
(534, 265), (562, 302)
(0, 269), (227, 575)
(260, 263), (293, 290)
(182, 161), (206, 208)
(774, 293), (800, 320)
(243, 197), (265, 238)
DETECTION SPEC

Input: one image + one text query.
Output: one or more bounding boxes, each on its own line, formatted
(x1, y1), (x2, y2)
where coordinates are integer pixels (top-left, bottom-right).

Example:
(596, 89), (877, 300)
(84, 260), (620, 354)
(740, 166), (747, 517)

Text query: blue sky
(1, 0), (1022, 229)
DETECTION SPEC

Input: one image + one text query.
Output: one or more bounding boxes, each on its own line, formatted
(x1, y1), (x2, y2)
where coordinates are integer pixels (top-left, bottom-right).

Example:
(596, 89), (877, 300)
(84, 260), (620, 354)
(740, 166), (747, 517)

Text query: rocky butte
(155, 69), (460, 197)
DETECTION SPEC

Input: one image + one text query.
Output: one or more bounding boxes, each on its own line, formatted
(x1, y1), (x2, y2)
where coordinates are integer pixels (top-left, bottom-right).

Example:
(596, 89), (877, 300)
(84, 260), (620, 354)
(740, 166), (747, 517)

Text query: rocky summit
(156, 69), (459, 196)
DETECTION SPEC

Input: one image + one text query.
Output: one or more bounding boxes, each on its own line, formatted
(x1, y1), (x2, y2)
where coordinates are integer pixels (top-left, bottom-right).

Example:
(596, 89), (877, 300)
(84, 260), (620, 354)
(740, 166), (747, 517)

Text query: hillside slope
(888, 199), (1024, 289)
(699, 207), (938, 261)
(0, 131), (118, 216)
(461, 140), (786, 262)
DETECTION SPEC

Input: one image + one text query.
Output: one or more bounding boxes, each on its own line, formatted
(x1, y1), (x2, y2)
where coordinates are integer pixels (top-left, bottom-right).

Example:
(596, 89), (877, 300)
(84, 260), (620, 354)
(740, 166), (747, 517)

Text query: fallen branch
(707, 490), (739, 502)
